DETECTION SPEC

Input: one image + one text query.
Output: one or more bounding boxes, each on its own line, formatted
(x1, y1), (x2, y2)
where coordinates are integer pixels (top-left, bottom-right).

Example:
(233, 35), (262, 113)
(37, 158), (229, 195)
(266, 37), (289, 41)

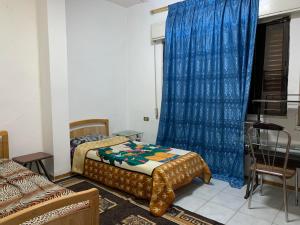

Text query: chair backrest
(247, 122), (291, 172)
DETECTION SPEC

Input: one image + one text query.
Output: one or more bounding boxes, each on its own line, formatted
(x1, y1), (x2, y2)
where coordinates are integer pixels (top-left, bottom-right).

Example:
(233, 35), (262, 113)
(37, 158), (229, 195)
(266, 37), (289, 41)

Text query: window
(153, 40), (164, 120)
(248, 17), (290, 116)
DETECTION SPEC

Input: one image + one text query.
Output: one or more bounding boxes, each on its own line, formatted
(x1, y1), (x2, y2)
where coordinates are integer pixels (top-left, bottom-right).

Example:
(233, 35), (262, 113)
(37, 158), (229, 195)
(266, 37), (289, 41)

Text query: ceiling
(106, 0), (148, 8)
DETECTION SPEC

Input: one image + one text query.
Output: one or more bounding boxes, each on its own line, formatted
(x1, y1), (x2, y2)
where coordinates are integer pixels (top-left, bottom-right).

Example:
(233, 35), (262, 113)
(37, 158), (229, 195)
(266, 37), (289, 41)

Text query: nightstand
(113, 130), (144, 141)
(12, 152), (53, 180)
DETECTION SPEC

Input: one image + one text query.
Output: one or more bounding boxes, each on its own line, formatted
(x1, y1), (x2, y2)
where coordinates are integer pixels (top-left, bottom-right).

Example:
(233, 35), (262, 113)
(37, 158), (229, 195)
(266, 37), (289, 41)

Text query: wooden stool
(13, 152), (53, 180)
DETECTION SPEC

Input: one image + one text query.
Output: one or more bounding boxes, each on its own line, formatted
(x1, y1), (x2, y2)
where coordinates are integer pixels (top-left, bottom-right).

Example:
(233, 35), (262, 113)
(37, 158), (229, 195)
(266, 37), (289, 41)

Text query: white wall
(37, 0), (54, 174)
(0, 0), (71, 176)
(288, 12), (300, 104)
(0, 0), (43, 157)
(37, 0), (71, 176)
(66, 0), (129, 134)
(127, 0), (178, 143)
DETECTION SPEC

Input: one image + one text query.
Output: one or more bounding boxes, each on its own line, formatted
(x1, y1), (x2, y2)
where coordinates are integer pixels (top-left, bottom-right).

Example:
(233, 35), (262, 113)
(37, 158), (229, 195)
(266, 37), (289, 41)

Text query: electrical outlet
(144, 117), (150, 121)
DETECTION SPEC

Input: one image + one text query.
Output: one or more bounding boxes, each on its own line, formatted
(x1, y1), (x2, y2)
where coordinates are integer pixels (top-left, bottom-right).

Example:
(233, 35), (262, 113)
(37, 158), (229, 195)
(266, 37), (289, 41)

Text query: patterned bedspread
(0, 159), (88, 224)
(72, 137), (212, 216)
(90, 140), (190, 175)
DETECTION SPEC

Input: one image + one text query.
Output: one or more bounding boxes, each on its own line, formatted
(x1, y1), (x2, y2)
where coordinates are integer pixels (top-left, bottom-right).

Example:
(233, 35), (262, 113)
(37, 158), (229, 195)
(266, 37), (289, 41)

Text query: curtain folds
(156, 0), (259, 187)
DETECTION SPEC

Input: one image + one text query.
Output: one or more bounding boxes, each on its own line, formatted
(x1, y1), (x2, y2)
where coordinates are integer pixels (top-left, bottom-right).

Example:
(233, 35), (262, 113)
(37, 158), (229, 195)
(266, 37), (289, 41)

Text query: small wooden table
(113, 130), (144, 141)
(12, 152), (53, 180)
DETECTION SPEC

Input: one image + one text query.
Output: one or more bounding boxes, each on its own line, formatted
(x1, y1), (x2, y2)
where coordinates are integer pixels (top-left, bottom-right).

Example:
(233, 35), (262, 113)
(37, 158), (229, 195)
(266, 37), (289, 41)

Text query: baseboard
(52, 172), (75, 182)
(245, 175), (300, 192)
(263, 179), (300, 192)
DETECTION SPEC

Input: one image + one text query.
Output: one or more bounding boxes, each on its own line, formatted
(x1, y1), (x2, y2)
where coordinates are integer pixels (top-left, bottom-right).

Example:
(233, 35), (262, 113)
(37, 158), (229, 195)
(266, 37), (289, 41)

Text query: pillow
(70, 134), (106, 163)
(70, 134), (105, 148)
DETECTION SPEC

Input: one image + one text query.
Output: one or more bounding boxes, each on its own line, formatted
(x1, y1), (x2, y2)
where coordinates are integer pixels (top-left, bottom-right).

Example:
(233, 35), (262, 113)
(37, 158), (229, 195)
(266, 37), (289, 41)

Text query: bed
(70, 119), (212, 216)
(0, 131), (99, 225)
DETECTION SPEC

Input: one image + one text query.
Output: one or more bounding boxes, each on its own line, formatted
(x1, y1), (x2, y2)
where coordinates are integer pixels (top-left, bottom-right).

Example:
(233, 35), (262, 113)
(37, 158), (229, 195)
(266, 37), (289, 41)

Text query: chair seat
(251, 163), (296, 178)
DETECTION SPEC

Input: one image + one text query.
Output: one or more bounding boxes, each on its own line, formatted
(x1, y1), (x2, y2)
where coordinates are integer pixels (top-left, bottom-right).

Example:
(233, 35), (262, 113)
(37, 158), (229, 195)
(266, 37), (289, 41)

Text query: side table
(12, 152), (53, 180)
(113, 130), (144, 141)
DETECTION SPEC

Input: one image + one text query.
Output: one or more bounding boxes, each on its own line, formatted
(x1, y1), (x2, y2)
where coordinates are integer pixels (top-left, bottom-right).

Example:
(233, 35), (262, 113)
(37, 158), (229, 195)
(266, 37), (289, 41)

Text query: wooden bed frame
(0, 131), (99, 225)
(69, 119), (212, 217)
(0, 131), (9, 159)
(70, 119), (109, 138)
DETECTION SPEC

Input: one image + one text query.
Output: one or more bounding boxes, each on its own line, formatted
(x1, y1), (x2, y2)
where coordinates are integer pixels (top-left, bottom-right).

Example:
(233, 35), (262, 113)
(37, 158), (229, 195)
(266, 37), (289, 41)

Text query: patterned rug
(57, 177), (223, 225)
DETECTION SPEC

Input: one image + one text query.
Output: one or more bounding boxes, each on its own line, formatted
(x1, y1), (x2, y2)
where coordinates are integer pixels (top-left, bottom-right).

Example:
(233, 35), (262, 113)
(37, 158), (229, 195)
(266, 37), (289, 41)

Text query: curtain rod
(151, 6), (168, 15)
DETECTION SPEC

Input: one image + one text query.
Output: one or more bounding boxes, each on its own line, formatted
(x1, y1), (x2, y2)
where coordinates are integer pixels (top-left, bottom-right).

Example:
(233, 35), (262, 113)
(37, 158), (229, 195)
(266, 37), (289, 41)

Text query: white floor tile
(174, 178), (297, 225)
(239, 199), (281, 222)
(251, 184), (284, 207)
(272, 194), (300, 225)
(211, 191), (247, 210)
(222, 184), (248, 198)
(193, 185), (223, 200)
(175, 182), (202, 198)
(273, 207), (300, 225)
(174, 195), (207, 212)
(208, 178), (230, 190)
(288, 191), (299, 207)
(195, 202), (236, 224)
(226, 212), (272, 225)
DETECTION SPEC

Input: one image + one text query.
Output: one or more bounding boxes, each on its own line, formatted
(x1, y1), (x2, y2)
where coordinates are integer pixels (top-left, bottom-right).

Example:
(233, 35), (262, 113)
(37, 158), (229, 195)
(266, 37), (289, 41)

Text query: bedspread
(84, 152), (211, 216)
(0, 159), (88, 224)
(88, 140), (191, 176)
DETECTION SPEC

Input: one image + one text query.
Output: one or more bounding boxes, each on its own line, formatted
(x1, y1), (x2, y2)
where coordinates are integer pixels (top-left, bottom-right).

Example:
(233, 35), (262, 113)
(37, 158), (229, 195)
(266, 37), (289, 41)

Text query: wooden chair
(247, 122), (298, 222)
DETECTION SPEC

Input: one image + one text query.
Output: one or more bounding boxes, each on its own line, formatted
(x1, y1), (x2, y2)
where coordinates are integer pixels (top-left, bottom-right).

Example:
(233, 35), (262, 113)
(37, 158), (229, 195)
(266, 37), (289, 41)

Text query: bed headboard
(69, 119), (109, 138)
(0, 130), (9, 159)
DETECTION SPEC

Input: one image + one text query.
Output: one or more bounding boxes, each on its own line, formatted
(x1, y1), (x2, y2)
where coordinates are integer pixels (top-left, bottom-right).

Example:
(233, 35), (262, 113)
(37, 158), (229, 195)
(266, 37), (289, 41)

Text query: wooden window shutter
(261, 18), (289, 116)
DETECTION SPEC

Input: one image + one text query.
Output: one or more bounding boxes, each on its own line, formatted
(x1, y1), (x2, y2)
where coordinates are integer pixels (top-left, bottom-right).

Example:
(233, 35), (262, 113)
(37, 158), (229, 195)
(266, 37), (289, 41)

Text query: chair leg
(260, 174), (263, 196)
(296, 169), (298, 206)
(248, 170), (256, 209)
(244, 171), (252, 199)
(283, 177), (288, 222)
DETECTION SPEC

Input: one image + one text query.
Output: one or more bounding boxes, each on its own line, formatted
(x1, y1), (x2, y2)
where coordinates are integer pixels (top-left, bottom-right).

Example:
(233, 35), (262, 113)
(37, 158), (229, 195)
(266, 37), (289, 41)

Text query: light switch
(144, 117), (150, 121)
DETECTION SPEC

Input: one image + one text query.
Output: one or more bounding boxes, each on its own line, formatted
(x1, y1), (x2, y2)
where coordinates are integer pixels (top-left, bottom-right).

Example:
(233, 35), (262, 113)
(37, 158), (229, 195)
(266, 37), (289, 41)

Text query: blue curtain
(156, 0), (259, 187)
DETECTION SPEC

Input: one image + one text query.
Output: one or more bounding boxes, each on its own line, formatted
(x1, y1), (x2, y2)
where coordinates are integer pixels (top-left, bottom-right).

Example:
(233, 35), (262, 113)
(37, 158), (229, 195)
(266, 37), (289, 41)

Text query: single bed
(0, 131), (99, 225)
(70, 119), (212, 216)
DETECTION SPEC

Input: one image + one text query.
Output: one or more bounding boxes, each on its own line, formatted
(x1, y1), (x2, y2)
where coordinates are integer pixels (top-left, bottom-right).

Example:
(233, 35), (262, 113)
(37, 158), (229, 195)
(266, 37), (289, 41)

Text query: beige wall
(0, 0), (71, 176)
(66, 0), (129, 134)
(0, 0), (43, 157)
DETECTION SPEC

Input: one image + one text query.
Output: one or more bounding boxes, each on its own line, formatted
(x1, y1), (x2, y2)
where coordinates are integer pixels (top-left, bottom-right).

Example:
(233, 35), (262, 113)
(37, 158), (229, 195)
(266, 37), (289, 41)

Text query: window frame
(248, 17), (290, 116)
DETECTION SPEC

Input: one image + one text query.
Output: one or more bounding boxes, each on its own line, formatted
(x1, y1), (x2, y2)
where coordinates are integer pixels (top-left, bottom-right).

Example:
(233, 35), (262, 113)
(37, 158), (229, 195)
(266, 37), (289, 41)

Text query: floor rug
(57, 177), (223, 225)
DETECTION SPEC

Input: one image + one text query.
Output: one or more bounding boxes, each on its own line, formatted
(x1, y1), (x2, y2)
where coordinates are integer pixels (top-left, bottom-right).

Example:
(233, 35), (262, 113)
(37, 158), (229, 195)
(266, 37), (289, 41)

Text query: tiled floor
(174, 178), (300, 225)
